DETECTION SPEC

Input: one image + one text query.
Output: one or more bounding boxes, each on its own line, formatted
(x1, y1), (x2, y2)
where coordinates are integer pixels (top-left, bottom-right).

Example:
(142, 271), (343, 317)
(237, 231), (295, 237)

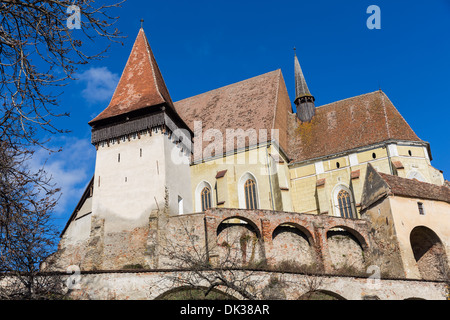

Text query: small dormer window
(418, 202), (425, 215)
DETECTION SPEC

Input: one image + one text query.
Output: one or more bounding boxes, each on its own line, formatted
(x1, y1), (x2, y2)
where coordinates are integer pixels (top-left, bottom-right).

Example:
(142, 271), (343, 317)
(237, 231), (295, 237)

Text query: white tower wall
(91, 130), (193, 234)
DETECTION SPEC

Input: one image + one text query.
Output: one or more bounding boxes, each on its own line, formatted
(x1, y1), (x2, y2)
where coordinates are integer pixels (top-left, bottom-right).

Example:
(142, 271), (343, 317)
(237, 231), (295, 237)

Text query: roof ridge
(378, 90), (421, 141)
(141, 29), (165, 104)
(379, 171), (439, 187)
(102, 30), (141, 114)
(380, 90), (391, 139)
(315, 90), (381, 109)
(271, 69), (283, 130)
(174, 69), (281, 104)
(378, 171), (450, 202)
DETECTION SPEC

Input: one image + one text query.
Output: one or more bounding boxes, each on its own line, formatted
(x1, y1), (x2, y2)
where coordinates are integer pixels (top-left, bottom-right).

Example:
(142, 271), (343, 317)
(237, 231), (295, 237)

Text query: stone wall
(50, 207), (404, 278)
(64, 270), (448, 300)
(46, 206), (450, 300)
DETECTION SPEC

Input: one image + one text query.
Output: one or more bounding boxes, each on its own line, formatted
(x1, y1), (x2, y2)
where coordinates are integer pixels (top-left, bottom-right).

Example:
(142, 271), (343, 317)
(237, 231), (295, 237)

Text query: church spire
(294, 49), (315, 122)
(89, 28), (175, 125)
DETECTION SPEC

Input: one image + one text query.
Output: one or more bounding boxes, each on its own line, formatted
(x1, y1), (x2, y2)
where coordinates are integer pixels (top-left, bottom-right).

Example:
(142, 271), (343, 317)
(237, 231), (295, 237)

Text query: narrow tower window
(118, 153), (120, 163)
(418, 202), (425, 215)
(178, 196), (184, 215)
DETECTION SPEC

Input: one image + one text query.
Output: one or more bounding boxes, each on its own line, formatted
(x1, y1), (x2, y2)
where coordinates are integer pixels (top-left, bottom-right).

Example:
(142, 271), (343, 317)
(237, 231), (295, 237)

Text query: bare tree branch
(0, 0), (125, 299)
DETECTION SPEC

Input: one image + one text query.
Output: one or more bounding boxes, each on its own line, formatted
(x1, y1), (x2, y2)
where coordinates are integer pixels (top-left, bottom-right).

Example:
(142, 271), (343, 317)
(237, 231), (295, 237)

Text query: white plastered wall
(91, 130), (193, 234)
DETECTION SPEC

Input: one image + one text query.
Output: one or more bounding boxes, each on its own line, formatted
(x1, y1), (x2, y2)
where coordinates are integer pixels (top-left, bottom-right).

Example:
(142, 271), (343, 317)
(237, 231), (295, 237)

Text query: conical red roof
(89, 28), (174, 125)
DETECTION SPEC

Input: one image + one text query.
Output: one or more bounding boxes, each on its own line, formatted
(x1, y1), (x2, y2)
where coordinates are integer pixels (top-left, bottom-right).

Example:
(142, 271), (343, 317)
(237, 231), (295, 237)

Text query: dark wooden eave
(60, 175), (94, 238)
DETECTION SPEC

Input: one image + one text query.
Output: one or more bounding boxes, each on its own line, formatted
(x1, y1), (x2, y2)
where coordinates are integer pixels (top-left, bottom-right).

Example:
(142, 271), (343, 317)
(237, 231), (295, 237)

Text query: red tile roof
(392, 160), (405, 170)
(351, 170), (361, 180)
(288, 91), (422, 163)
(316, 178), (326, 187)
(215, 170), (228, 179)
(378, 172), (450, 204)
(174, 70), (292, 161)
(89, 29), (174, 125)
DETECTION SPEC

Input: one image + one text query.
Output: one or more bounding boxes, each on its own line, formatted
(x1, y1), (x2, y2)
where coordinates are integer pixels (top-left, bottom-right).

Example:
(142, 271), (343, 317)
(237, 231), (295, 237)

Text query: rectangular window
(178, 196), (184, 215)
(418, 202), (425, 215)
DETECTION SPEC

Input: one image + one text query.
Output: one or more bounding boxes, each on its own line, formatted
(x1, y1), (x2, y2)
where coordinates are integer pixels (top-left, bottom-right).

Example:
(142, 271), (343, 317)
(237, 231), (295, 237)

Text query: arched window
(337, 189), (355, 219)
(201, 187), (212, 211)
(244, 179), (258, 210)
(238, 172), (259, 210)
(195, 181), (213, 212)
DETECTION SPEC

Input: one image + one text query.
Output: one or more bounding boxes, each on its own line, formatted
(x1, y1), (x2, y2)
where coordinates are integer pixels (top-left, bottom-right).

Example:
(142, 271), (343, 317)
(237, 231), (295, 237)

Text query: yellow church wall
(292, 163), (315, 179)
(361, 157), (391, 174)
(189, 141), (444, 218)
(288, 145), (403, 218)
(272, 147), (293, 212)
(390, 151), (443, 186)
(290, 175), (318, 214)
(323, 156), (349, 171)
(397, 145), (425, 158)
(357, 147), (388, 163)
(289, 141), (444, 219)
(190, 145), (278, 213)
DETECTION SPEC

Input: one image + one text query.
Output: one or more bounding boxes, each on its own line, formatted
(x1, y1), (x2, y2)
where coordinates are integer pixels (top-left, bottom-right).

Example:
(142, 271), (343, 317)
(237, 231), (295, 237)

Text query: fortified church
(49, 27), (450, 300)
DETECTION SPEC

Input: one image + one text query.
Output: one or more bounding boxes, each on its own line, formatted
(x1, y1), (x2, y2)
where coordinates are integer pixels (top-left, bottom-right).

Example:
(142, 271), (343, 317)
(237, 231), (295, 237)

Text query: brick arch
(271, 222), (315, 246)
(298, 289), (346, 300)
(325, 225), (368, 272)
(215, 215), (265, 266)
(270, 222), (316, 267)
(154, 285), (237, 300)
(410, 226), (448, 280)
(325, 224), (369, 251)
(216, 215), (262, 239)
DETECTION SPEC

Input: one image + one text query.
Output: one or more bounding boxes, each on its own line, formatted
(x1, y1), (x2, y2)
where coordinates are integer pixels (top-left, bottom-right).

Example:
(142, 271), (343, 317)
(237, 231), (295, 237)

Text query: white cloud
(77, 67), (119, 103)
(28, 137), (96, 216)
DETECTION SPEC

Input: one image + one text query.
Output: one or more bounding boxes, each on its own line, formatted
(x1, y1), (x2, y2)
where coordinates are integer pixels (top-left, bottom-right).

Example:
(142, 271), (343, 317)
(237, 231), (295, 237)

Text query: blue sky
(44, 0), (450, 231)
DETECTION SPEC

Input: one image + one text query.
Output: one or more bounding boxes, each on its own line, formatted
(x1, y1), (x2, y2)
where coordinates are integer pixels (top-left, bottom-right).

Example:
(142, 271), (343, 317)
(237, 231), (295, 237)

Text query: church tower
(86, 27), (193, 268)
(294, 51), (315, 122)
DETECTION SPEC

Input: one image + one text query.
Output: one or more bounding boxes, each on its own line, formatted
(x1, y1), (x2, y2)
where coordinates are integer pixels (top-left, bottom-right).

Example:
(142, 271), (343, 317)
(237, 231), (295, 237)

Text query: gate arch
(410, 226), (448, 280)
